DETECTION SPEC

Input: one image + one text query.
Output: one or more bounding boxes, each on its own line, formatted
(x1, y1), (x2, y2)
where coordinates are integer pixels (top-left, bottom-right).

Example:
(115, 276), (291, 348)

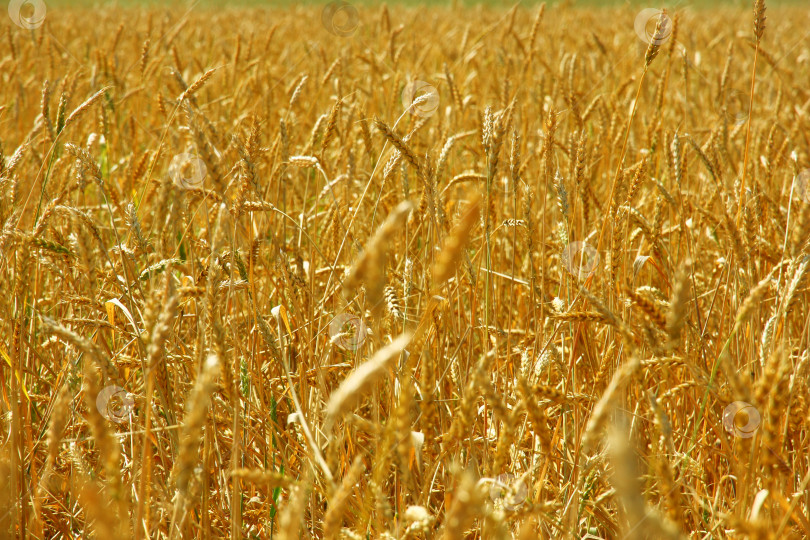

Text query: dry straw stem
(324, 332), (412, 432)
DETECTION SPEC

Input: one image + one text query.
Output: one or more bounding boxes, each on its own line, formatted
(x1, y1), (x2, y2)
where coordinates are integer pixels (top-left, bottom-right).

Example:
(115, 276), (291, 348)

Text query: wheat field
(1, 0), (810, 538)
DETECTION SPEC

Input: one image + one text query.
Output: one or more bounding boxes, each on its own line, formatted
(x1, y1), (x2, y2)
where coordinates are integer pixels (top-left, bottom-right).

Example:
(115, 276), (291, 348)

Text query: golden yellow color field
(1, 1), (809, 538)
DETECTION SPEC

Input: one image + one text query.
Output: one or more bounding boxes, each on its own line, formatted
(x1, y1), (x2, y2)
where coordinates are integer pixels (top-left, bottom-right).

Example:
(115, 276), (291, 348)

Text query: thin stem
(737, 46), (760, 224)
(596, 67), (648, 257)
